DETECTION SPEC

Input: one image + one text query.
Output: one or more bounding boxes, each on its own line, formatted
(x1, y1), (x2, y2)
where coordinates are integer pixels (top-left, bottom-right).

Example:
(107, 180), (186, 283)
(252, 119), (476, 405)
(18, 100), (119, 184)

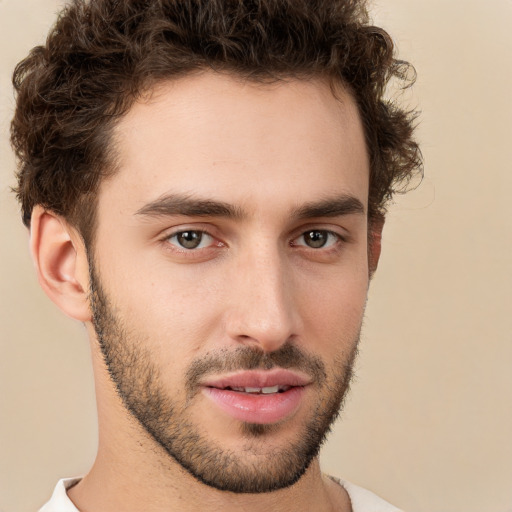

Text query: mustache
(185, 342), (327, 395)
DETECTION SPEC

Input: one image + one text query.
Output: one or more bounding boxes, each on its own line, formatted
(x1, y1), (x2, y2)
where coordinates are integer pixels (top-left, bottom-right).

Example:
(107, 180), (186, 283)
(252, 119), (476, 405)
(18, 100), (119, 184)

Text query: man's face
(89, 72), (371, 493)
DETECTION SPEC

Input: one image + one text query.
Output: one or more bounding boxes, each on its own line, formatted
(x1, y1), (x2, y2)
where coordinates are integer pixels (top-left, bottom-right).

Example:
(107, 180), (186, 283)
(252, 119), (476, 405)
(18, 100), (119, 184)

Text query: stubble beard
(89, 264), (360, 493)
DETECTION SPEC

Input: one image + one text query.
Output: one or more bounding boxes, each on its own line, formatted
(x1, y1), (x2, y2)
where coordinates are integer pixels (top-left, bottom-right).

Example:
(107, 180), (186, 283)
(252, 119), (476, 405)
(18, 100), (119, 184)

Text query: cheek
(297, 268), (368, 349)
(106, 263), (226, 358)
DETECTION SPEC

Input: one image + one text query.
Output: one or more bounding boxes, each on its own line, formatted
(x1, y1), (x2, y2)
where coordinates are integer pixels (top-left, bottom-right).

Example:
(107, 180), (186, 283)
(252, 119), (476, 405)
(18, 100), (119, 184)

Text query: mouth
(211, 384), (292, 394)
(200, 370), (310, 424)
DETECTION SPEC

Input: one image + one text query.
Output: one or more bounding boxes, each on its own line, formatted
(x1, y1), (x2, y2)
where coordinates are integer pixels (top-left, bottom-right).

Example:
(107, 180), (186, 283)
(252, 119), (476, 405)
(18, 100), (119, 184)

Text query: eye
(167, 230), (214, 250)
(293, 230), (340, 249)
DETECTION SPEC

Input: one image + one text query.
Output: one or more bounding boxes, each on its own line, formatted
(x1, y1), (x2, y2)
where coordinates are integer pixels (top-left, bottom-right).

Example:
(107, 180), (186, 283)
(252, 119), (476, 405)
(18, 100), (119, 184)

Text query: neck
(68, 451), (350, 512)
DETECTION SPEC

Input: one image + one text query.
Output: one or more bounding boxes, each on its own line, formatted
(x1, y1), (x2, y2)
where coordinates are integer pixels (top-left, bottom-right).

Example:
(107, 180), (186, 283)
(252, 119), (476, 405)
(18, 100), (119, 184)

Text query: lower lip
(202, 386), (305, 424)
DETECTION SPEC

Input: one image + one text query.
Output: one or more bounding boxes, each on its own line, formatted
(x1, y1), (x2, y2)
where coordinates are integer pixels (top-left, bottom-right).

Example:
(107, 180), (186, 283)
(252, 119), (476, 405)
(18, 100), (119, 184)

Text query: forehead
(103, 71), (369, 216)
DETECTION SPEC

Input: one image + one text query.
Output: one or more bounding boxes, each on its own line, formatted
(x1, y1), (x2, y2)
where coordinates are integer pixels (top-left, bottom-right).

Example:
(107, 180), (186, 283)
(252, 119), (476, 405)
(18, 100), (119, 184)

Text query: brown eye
(303, 230), (329, 248)
(293, 230), (340, 249)
(169, 231), (211, 249)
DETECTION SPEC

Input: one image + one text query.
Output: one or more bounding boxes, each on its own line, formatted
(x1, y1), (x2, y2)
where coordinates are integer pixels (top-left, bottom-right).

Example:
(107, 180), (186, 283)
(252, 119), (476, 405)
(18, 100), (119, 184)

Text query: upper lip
(200, 369), (312, 389)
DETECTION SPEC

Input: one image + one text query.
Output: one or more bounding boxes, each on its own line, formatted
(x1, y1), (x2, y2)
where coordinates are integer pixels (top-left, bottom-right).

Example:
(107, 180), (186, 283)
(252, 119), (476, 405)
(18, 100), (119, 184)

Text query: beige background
(1, 1), (511, 511)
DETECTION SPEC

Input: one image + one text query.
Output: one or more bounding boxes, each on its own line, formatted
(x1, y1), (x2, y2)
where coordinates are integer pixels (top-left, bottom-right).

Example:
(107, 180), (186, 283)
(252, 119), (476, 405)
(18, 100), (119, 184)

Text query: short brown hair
(11, 0), (422, 245)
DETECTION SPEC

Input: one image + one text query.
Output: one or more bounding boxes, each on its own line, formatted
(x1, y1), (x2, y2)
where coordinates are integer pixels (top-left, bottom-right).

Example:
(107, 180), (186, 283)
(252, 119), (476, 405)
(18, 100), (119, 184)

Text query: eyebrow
(135, 193), (245, 219)
(135, 193), (365, 220)
(292, 195), (365, 219)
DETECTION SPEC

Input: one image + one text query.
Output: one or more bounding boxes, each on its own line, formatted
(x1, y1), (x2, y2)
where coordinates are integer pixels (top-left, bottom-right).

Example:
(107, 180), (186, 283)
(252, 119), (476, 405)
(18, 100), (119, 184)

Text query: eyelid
(158, 222), (218, 240)
(290, 221), (350, 239)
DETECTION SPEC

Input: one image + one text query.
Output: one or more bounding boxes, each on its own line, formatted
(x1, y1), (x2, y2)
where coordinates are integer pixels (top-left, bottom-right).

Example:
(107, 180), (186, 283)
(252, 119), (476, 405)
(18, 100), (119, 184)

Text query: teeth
(244, 387), (262, 393)
(261, 385), (279, 394)
(227, 385), (282, 394)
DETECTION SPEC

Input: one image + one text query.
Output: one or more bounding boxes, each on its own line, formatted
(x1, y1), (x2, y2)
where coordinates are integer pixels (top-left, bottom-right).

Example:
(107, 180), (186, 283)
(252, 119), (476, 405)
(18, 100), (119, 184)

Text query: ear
(368, 215), (384, 278)
(30, 206), (92, 322)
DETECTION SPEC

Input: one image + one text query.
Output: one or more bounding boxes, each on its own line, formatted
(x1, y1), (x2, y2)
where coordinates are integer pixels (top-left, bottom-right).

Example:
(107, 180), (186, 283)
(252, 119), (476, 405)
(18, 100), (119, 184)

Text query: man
(11, 0), (421, 510)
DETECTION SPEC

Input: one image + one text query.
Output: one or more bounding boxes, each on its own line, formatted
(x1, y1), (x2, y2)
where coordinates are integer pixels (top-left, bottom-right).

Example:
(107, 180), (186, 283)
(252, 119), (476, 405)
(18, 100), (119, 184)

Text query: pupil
(178, 231), (202, 249)
(306, 230), (327, 248)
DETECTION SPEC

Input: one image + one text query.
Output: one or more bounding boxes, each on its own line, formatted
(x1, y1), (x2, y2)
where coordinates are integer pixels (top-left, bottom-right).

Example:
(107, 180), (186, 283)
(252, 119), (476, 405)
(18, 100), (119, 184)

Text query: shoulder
(38, 478), (81, 512)
(333, 477), (405, 512)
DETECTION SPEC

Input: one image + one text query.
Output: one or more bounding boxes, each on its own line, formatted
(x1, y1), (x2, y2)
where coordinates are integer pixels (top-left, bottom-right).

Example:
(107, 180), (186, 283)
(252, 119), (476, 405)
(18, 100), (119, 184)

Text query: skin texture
(31, 72), (380, 512)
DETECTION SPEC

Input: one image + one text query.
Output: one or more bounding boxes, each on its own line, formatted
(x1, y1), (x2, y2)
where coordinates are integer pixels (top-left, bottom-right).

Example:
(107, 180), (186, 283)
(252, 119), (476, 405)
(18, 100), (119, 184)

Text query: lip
(201, 369), (311, 425)
(201, 369), (312, 389)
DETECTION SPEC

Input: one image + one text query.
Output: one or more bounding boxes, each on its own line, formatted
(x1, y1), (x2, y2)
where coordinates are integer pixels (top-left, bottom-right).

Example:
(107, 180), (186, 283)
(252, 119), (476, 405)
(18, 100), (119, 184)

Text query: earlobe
(368, 215), (384, 277)
(30, 206), (92, 322)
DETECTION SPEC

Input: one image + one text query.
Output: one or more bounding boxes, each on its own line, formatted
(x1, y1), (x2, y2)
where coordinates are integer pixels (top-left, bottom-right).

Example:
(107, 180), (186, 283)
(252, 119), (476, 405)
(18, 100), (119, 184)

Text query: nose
(225, 248), (301, 353)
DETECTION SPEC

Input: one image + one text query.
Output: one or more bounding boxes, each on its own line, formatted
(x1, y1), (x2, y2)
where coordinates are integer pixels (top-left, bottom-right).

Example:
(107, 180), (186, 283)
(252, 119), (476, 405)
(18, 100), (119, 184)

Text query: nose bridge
(226, 241), (299, 352)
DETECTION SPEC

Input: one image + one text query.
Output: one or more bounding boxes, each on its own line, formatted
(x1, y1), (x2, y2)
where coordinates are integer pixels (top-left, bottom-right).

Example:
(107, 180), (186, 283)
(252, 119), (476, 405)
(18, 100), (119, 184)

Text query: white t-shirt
(39, 477), (404, 512)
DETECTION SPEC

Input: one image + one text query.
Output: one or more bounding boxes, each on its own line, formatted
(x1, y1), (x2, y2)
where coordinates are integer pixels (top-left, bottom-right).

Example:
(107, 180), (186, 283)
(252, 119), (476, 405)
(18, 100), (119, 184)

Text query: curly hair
(11, 0), (422, 245)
